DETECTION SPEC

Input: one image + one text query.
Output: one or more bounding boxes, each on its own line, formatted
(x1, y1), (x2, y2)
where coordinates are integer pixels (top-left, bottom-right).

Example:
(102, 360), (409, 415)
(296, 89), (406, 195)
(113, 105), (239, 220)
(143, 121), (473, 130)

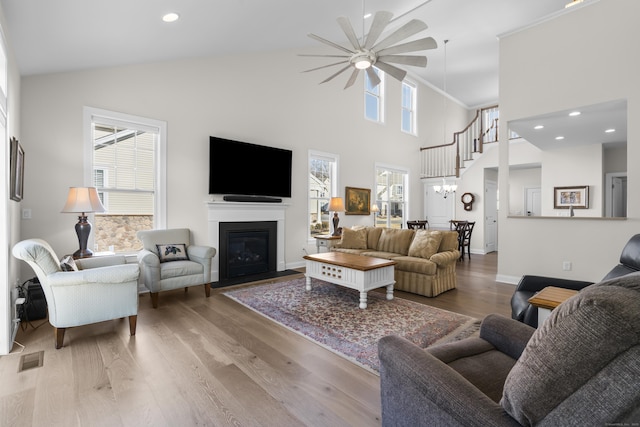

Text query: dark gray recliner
(511, 233), (640, 327)
(378, 272), (640, 426)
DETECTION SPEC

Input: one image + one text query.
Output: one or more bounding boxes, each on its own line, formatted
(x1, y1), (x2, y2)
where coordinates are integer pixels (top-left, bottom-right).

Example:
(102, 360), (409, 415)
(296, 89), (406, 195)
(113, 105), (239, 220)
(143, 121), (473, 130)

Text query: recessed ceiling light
(162, 12), (180, 23)
(569, 111), (581, 117)
(555, 136), (565, 140)
(534, 125), (544, 130)
(605, 128), (616, 133)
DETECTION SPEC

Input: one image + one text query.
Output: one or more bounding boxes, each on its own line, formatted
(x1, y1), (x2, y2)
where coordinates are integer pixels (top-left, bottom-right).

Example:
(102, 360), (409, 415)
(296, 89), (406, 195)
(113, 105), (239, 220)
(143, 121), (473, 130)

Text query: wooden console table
(528, 286), (579, 326)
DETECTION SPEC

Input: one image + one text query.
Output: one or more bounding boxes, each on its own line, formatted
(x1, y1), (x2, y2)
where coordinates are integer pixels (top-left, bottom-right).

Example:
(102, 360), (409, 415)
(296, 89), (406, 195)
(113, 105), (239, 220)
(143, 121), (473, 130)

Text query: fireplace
(206, 201), (288, 283)
(219, 221), (277, 279)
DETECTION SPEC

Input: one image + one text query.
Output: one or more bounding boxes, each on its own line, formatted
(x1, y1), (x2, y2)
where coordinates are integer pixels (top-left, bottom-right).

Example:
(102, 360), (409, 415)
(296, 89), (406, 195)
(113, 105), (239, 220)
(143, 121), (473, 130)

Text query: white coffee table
(303, 251), (396, 309)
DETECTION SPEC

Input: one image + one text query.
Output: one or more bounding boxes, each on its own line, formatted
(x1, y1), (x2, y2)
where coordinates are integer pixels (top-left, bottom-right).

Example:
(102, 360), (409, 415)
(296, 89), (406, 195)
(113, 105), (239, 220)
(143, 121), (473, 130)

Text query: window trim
(364, 67), (384, 123)
(83, 107), (167, 250)
(308, 149), (340, 242)
(374, 162), (409, 228)
(401, 80), (417, 135)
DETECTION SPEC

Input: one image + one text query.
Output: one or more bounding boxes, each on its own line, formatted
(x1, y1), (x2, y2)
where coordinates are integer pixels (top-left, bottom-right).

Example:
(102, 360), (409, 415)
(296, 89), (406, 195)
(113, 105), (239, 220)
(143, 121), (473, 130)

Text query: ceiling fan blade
(344, 68), (360, 89)
(374, 61), (407, 82)
(372, 19), (428, 51)
(364, 11), (393, 50)
(377, 37), (438, 56)
(365, 67), (381, 87)
(378, 55), (427, 67)
(320, 64), (353, 84)
(308, 33), (354, 54)
(302, 60), (350, 73)
(336, 16), (361, 50)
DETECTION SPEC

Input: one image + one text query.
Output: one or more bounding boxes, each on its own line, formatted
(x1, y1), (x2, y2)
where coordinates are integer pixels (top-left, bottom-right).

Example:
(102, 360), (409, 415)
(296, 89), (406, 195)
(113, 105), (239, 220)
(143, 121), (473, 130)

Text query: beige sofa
(331, 226), (460, 297)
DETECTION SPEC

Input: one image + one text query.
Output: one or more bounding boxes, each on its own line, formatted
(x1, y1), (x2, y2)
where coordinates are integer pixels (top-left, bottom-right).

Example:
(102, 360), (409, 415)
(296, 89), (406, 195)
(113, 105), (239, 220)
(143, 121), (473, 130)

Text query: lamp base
(72, 248), (94, 259)
(73, 214), (94, 259)
(332, 212), (341, 236)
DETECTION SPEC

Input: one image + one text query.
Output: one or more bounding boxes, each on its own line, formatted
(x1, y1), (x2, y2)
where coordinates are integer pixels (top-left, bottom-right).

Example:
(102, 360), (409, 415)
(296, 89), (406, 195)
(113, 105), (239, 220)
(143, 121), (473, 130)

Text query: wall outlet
(22, 208), (32, 219)
(562, 261), (572, 271)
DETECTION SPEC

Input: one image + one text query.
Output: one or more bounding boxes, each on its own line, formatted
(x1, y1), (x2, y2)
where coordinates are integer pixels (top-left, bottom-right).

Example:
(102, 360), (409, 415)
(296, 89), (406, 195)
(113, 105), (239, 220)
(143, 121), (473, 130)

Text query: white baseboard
(496, 274), (520, 285)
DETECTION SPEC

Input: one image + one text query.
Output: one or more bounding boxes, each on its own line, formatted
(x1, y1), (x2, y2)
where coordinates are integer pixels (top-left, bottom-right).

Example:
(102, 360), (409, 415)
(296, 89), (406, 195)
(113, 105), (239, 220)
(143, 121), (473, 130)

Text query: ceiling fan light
(355, 59), (372, 69)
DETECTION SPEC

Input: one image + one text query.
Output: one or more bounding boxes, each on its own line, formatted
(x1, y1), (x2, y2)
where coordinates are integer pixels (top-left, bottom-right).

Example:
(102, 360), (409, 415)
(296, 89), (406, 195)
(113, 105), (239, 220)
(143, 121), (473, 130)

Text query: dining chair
(407, 220), (428, 230)
(459, 221), (475, 260)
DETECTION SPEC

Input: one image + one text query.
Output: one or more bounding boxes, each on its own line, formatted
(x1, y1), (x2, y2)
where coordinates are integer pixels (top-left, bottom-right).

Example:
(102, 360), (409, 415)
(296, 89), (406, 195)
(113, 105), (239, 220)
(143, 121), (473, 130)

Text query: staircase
(420, 105), (499, 178)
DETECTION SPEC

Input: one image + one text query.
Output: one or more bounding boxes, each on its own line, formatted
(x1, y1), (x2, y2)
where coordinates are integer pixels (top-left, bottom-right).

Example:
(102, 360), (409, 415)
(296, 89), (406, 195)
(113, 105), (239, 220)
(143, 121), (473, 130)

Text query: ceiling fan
(300, 10), (437, 89)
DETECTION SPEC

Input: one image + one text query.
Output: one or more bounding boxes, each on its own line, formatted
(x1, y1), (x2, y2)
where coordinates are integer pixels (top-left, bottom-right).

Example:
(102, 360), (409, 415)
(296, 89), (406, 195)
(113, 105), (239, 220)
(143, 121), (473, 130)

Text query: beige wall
(1, 2), (23, 353)
(497, 0), (640, 282)
(16, 47), (468, 280)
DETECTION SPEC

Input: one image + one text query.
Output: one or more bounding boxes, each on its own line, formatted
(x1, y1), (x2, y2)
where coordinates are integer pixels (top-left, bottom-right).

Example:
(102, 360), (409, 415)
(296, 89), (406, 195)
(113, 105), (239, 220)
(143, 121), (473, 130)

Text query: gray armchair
(137, 228), (216, 308)
(12, 239), (139, 349)
(378, 271), (640, 426)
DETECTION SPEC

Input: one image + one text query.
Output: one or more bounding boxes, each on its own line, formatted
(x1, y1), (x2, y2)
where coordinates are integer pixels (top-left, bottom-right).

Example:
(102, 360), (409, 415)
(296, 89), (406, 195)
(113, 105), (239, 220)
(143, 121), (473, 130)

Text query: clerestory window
(401, 81), (417, 135)
(365, 67), (384, 123)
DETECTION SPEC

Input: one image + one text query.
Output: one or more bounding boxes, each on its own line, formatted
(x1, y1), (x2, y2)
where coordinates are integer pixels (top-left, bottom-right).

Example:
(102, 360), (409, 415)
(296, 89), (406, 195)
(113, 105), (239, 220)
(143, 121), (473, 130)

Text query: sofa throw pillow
(60, 255), (78, 271)
(339, 227), (367, 249)
(408, 230), (443, 259)
(377, 228), (415, 255)
(156, 243), (189, 263)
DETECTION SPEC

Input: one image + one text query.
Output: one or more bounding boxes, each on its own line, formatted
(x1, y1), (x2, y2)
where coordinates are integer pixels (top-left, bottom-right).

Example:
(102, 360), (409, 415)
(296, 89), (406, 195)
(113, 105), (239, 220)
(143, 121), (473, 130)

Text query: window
(84, 107), (167, 253)
(365, 67), (384, 123)
(374, 165), (408, 229)
(309, 150), (339, 238)
(401, 81), (417, 135)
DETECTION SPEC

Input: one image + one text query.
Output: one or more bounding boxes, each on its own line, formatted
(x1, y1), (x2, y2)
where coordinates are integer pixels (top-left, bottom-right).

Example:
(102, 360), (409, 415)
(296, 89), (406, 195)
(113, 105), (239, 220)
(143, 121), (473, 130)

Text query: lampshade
(328, 197), (345, 212)
(61, 187), (106, 214)
(371, 204), (380, 213)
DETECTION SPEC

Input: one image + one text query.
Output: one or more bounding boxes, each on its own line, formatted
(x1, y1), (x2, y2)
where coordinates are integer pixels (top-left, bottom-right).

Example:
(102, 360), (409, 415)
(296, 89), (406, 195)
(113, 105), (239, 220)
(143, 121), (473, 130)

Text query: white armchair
(136, 228), (216, 308)
(12, 239), (140, 349)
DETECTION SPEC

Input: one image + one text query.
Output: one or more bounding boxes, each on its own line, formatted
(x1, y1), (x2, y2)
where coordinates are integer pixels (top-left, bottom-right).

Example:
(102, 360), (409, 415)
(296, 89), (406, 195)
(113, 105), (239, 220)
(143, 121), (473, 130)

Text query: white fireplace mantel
(206, 201), (288, 282)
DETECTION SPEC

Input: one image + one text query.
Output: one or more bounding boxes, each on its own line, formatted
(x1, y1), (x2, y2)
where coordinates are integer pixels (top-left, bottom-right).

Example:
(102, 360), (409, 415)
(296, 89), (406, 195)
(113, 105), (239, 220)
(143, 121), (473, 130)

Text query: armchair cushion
(502, 272), (640, 426)
(156, 243), (189, 262)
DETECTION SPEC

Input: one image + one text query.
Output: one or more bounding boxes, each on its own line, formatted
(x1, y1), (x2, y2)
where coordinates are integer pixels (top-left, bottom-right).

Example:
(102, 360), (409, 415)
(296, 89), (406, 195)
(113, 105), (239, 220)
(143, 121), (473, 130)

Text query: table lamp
(61, 187), (106, 259)
(328, 197), (345, 236)
(371, 204), (380, 226)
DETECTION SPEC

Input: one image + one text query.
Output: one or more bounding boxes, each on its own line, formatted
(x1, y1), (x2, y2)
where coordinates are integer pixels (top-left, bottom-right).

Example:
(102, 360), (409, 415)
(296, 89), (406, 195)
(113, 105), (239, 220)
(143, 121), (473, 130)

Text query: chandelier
(433, 178), (457, 198)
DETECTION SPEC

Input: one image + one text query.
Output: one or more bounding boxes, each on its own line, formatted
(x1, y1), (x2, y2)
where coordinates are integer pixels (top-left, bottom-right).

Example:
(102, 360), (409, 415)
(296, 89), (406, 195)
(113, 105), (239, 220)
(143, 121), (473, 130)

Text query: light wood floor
(1, 252), (514, 427)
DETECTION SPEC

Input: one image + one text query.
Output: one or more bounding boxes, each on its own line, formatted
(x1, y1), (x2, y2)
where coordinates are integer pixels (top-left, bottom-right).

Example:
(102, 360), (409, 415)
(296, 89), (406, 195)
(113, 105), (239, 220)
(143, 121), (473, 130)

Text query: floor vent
(18, 351), (44, 372)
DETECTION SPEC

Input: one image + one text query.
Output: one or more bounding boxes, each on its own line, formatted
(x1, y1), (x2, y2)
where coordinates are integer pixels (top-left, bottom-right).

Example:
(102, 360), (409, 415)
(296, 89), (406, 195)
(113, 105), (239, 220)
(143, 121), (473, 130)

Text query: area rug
(223, 277), (479, 374)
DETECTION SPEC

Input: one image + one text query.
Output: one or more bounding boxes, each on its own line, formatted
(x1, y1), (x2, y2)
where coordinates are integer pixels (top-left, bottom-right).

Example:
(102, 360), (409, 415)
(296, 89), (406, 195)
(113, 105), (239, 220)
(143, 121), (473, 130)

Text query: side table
(528, 286), (579, 326)
(313, 235), (341, 253)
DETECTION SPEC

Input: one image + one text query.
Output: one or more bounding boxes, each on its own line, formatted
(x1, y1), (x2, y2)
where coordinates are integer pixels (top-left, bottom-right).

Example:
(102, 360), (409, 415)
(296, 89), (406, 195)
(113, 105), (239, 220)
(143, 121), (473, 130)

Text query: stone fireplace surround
(206, 201), (288, 282)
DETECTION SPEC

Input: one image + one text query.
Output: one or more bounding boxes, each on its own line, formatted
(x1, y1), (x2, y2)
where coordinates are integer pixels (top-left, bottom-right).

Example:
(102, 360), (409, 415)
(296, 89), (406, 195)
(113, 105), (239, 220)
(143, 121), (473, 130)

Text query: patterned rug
(223, 277), (479, 374)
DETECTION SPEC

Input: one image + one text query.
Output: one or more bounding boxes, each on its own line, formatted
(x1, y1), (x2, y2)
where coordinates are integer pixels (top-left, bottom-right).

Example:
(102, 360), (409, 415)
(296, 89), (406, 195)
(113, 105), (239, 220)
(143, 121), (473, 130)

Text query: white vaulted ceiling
(0, 0), (589, 108)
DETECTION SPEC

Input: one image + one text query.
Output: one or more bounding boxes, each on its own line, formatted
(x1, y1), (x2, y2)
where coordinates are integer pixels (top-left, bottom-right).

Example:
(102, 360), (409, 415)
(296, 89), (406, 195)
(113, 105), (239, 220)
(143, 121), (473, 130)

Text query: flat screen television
(209, 136), (292, 200)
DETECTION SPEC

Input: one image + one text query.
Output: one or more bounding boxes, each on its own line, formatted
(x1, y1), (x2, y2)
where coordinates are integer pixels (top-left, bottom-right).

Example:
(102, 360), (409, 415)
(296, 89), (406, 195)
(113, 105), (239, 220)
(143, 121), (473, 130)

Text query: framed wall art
(554, 185), (588, 209)
(345, 186), (371, 215)
(10, 137), (24, 202)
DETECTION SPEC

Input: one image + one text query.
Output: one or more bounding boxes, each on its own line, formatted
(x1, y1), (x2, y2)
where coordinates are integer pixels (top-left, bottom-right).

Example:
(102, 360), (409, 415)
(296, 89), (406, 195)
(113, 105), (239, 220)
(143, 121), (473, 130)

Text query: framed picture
(554, 185), (588, 209)
(345, 186), (371, 215)
(10, 137), (24, 202)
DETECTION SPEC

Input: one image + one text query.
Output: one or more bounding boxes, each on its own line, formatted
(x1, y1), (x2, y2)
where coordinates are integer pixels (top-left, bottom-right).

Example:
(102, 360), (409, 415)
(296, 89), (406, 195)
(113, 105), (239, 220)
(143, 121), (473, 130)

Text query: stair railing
(420, 105), (498, 179)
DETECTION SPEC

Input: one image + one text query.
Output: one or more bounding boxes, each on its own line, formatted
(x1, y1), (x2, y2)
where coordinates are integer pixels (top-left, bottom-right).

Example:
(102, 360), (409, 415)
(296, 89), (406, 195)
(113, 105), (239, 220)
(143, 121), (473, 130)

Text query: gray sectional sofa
(331, 226), (460, 297)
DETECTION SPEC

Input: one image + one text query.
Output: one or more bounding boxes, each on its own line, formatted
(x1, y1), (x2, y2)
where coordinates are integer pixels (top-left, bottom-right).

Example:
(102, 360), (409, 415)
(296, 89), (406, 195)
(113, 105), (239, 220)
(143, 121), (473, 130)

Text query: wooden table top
(313, 234), (342, 241)
(528, 286), (579, 310)
(304, 251), (396, 271)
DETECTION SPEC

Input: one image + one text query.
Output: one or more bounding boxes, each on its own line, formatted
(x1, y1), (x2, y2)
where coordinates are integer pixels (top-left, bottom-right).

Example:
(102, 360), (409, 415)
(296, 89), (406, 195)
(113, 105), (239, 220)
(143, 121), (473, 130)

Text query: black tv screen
(209, 136), (292, 198)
